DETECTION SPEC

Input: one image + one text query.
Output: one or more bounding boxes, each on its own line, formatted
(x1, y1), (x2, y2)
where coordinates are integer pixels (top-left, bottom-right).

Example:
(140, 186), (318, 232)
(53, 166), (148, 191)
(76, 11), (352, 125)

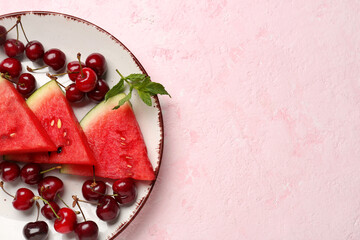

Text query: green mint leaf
(105, 78), (124, 101)
(126, 74), (146, 80)
(138, 90), (152, 106)
(144, 82), (171, 97)
(113, 88), (132, 110)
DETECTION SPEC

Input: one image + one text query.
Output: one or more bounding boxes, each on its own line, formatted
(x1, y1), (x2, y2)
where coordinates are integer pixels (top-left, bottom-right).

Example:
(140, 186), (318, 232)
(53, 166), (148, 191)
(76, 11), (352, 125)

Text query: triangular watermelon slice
(6, 80), (95, 165)
(0, 77), (56, 154)
(61, 93), (155, 180)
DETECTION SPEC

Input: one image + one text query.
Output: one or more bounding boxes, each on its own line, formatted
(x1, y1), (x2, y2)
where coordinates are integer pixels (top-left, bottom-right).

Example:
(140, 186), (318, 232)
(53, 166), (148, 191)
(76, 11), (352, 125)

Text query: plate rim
(0, 10), (164, 240)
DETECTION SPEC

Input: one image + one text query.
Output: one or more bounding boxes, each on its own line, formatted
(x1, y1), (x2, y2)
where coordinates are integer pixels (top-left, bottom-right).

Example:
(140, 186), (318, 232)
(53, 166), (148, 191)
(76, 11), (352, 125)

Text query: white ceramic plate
(0, 11), (163, 239)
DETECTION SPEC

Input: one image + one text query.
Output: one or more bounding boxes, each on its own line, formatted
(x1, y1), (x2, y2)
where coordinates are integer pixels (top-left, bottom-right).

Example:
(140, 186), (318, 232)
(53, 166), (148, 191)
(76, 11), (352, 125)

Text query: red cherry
(25, 40), (44, 61)
(38, 176), (64, 201)
(75, 221), (99, 240)
(23, 221), (49, 240)
(41, 201), (60, 220)
(65, 83), (85, 102)
(0, 25), (7, 45)
(82, 180), (107, 201)
(54, 208), (77, 234)
(43, 48), (66, 71)
(85, 53), (107, 77)
(87, 79), (109, 101)
(4, 39), (25, 58)
(67, 61), (85, 81)
(0, 57), (22, 78)
(16, 73), (36, 97)
(113, 178), (137, 205)
(75, 67), (98, 92)
(13, 188), (35, 211)
(1, 161), (20, 182)
(20, 163), (42, 185)
(96, 196), (120, 221)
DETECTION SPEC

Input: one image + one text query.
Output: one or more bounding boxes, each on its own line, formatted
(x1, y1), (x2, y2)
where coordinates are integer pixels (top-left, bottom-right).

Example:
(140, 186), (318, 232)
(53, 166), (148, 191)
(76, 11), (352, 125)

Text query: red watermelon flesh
(61, 93), (155, 181)
(0, 77), (56, 154)
(7, 80), (95, 165)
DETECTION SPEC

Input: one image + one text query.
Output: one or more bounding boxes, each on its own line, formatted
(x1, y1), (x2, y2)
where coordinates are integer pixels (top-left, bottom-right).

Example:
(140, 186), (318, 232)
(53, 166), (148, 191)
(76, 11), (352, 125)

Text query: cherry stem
(27, 65), (47, 72)
(46, 73), (66, 88)
(40, 166), (62, 175)
(18, 19), (29, 43)
(72, 195), (86, 221)
(0, 181), (15, 198)
(35, 201), (40, 222)
(0, 73), (16, 83)
(77, 53), (84, 78)
(57, 193), (70, 208)
(15, 22), (19, 43)
(34, 196), (60, 219)
(0, 19), (20, 37)
(116, 69), (125, 79)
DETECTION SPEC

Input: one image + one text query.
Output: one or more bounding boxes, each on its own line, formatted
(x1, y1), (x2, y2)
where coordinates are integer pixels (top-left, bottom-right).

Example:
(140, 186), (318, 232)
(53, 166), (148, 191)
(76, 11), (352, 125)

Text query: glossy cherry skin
(41, 201), (60, 220)
(66, 83), (85, 102)
(75, 221), (99, 240)
(23, 221), (49, 240)
(0, 25), (6, 45)
(1, 161), (20, 182)
(113, 178), (137, 205)
(67, 61), (85, 81)
(54, 208), (78, 234)
(25, 40), (44, 61)
(96, 196), (120, 221)
(75, 67), (98, 92)
(38, 176), (64, 201)
(17, 73), (36, 97)
(87, 79), (109, 101)
(13, 188), (35, 211)
(0, 57), (22, 78)
(43, 48), (66, 71)
(85, 53), (107, 77)
(82, 180), (107, 201)
(4, 39), (25, 58)
(20, 163), (42, 185)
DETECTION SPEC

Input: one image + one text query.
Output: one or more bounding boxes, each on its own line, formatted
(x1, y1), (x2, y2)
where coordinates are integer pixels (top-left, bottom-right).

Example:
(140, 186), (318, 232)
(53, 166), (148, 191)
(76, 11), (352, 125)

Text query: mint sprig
(105, 69), (171, 109)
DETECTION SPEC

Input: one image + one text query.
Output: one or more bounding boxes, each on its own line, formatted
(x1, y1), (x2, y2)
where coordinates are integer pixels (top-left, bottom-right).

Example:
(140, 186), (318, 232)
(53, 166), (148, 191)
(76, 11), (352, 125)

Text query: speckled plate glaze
(0, 11), (163, 240)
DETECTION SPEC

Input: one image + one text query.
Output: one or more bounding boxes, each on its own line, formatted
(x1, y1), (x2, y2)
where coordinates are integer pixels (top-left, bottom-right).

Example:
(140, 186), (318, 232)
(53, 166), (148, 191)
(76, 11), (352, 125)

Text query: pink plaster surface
(2, 1), (360, 239)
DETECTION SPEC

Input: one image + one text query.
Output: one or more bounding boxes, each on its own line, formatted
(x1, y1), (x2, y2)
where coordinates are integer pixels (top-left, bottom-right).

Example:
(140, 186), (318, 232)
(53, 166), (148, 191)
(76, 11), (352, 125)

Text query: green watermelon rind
(80, 93), (126, 130)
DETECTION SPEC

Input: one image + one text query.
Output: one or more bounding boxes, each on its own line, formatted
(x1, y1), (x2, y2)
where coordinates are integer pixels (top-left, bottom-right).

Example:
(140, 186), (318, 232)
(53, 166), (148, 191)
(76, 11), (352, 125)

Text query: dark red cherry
(13, 188), (35, 211)
(75, 221), (99, 240)
(0, 57), (22, 78)
(17, 73), (36, 97)
(85, 53), (107, 77)
(66, 83), (85, 102)
(1, 161), (20, 182)
(87, 79), (109, 101)
(20, 163), (42, 185)
(4, 39), (25, 58)
(41, 201), (60, 220)
(38, 176), (64, 201)
(43, 48), (66, 71)
(82, 180), (107, 201)
(25, 40), (44, 61)
(23, 221), (49, 240)
(67, 61), (85, 81)
(113, 178), (137, 205)
(75, 67), (98, 92)
(0, 25), (7, 45)
(54, 208), (77, 234)
(96, 196), (120, 221)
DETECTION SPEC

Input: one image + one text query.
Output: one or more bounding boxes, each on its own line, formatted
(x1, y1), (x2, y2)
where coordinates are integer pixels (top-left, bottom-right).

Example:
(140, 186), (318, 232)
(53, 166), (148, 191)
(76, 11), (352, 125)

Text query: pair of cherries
(65, 52), (109, 103)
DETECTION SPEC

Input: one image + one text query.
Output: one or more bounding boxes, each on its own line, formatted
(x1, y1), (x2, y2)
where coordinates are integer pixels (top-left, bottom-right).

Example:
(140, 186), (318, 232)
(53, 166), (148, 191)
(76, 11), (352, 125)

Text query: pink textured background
(2, 1), (360, 239)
